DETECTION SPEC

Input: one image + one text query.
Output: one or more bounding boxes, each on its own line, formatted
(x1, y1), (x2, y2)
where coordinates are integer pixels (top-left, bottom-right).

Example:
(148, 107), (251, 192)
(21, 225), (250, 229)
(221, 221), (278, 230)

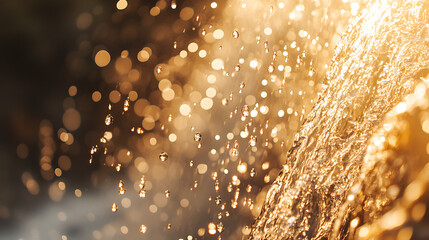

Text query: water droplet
(240, 82), (245, 89)
(165, 190), (171, 198)
(139, 189), (146, 198)
(232, 30), (239, 38)
(217, 222), (224, 233)
(111, 203), (118, 212)
(139, 224), (147, 234)
(268, 64), (275, 73)
(250, 168), (256, 177)
(171, 0), (177, 9)
(167, 223), (172, 229)
(241, 105), (250, 117)
(227, 182), (233, 192)
(221, 98), (229, 106)
(105, 114), (113, 126)
(159, 152), (168, 162)
(139, 176), (146, 189)
(234, 64), (240, 72)
(115, 164), (122, 172)
(246, 184), (252, 192)
(156, 66), (162, 74)
(249, 136), (257, 146)
(194, 132), (202, 142)
(123, 99), (129, 111)
(215, 195), (222, 205)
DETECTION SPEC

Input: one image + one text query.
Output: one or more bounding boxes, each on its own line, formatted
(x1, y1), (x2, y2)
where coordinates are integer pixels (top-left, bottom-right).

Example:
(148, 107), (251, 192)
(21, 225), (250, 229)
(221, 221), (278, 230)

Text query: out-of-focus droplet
(159, 152), (168, 162)
(139, 224), (147, 234)
(194, 132), (202, 142)
(232, 30), (239, 38)
(105, 114), (113, 126)
(171, 0), (177, 9)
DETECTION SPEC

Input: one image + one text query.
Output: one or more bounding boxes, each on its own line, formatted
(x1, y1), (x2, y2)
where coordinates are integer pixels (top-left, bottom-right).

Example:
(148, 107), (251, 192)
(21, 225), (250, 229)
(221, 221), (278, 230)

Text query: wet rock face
(250, 0), (429, 239)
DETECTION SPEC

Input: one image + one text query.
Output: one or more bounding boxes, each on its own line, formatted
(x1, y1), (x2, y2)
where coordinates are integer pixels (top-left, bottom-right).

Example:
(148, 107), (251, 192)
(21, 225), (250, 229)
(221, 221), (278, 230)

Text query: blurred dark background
(0, 0), (81, 224)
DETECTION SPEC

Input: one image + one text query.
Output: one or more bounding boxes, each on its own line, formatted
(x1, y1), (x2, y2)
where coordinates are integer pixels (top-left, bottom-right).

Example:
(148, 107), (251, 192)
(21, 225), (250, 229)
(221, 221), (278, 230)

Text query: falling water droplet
(221, 98), (229, 106)
(105, 114), (113, 126)
(123, 99), (129, 111)
(250, 168), (256, 177)
(227, 182), (233, 192)
(139, 189), (146, 198)
(215, 195), (222, 205)
(111, 203), (118, 212)
(249, 136), (257, 146)
(194, 132), (202, 142)
(118, 180), (124, 188)
(159, 152), (168, 162)
(115, 164), (122, 172)
(156, 66), (162, 74)
(217, 222), (224, 233)
(241, 105), (250, 117)
(232, 30), (239, 38)
(139, 224), (147, 234)
(165, 190), (171, 198)
(234, 64), (240, 72)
